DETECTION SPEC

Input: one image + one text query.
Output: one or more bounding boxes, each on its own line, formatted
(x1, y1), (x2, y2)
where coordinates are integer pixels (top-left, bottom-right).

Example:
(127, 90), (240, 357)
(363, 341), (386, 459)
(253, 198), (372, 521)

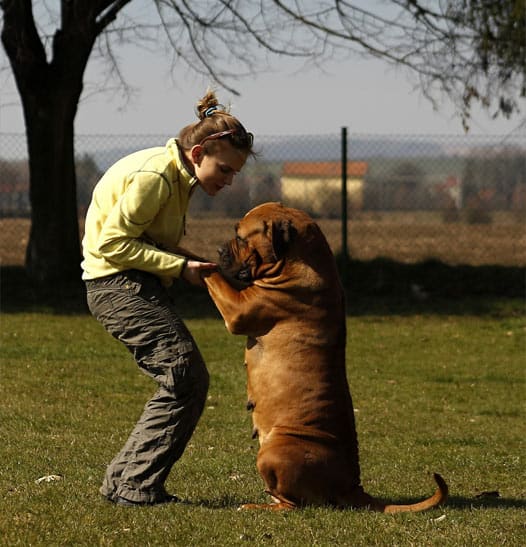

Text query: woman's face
(190, 140), (248, 196)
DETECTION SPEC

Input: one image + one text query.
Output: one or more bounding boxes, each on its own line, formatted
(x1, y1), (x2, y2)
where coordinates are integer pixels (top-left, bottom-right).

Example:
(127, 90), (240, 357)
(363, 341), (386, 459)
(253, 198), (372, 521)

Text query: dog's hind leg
(239, 498), (296, 511)
(239, 450), (300, 510)
(242, 436), (335, 510)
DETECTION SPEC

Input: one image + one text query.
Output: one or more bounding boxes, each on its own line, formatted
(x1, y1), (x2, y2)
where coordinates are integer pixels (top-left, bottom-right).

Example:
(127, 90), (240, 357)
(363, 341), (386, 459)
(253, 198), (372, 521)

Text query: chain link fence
(1, 131), (525, 269)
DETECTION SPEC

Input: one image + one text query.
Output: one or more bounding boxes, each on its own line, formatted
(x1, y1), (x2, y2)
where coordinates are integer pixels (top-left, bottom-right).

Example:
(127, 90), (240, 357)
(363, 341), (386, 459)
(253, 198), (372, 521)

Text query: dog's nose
(217, 245), (232, 267)
(217, 244), (230, 258)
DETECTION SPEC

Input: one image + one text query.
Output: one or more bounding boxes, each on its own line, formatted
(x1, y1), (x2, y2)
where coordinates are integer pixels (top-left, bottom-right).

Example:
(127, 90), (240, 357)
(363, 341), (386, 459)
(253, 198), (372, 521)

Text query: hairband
(204, 104), (225, 117)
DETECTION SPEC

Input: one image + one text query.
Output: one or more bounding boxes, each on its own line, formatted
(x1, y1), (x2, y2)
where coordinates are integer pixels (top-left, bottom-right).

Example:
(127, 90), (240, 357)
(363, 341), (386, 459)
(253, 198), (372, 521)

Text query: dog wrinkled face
(218, 217), (289, 282)
(217, 232), (255, 281)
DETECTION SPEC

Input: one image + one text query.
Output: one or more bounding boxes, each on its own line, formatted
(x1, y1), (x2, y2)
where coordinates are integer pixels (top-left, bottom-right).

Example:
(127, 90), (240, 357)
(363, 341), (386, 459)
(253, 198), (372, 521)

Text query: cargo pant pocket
(86, 274), (143, 335)
(136, 339), (196, 394)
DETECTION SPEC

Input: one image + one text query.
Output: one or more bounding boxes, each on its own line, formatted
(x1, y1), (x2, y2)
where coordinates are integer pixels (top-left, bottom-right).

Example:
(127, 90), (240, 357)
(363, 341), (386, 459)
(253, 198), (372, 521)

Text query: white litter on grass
(431, 514), (446, 523)
(35, 474), (63, 484)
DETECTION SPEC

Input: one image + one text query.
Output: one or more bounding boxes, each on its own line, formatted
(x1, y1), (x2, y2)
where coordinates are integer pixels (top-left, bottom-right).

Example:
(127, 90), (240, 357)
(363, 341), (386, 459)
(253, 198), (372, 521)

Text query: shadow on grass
(1, 261), (524, 317)
(175, 494), (526, 511)
(0, 266), (219, 318)
(339, 256), (525, 298)
(445, 495), (526, 510)
(342, 493), (526, 512)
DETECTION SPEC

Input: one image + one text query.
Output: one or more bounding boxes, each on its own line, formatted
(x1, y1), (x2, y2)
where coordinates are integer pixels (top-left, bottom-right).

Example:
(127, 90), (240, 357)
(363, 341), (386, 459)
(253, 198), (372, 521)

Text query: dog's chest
(244, 336), (265, 378)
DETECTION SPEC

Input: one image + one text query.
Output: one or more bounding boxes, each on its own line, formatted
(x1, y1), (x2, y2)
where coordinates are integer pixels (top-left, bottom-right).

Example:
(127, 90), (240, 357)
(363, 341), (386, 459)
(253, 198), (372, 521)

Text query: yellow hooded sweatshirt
(81, 138), (198, 286)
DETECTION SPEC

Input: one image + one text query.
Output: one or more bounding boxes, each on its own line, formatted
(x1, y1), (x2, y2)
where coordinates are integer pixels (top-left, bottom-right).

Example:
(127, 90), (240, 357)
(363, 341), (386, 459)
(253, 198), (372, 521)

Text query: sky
(1, 7), (525, 139)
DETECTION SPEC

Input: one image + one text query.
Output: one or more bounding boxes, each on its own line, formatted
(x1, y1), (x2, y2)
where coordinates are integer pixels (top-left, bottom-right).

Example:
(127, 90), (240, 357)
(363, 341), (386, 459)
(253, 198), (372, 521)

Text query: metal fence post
(341, 126), (348, 284)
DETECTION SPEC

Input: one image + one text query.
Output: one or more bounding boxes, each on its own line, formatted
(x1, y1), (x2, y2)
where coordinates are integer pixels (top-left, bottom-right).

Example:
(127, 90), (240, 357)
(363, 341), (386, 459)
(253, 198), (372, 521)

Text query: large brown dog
(203, 202), (447, 512)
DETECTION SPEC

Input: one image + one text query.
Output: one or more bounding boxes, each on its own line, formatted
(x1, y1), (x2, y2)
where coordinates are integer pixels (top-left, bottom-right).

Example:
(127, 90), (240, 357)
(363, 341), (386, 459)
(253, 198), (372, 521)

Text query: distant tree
(390, 162), (426, 187)
(463, 147), (526, 210)
(220, 175), (252, 217)
(76, 154), (103, 214)
(247, 169), (281, 207)
(452, 0), (525, 121)
(0, 159), (30, 216)
(384, 162), (428, 210)
(188, 175), (251, 218)
(1, 1), (524, 282)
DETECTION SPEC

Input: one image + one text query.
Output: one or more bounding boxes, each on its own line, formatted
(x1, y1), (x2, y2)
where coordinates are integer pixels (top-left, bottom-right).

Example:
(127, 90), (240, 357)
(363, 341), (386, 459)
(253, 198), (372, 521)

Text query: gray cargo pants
(85, 270), (209, 504)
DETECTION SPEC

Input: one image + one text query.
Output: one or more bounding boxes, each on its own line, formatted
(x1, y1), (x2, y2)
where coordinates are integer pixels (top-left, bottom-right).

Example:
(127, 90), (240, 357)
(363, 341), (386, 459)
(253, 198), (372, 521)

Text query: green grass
(0, 299), (525, 546)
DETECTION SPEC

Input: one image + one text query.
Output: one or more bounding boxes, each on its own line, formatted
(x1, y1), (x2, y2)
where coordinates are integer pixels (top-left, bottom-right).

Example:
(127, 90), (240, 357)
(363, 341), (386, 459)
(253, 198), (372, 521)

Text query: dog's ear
(268, 218), (293, 260)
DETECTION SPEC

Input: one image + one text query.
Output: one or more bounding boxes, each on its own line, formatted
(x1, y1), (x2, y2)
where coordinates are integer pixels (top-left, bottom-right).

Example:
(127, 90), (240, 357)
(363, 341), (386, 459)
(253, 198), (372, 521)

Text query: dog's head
(218, 203), (295, 282)
(217, 202), (338, 293)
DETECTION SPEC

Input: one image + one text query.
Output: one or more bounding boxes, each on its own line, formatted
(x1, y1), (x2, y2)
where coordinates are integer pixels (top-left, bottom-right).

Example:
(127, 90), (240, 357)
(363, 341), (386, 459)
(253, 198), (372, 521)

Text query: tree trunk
(1, 0), (98, 285)
(23, 85), (81, 284)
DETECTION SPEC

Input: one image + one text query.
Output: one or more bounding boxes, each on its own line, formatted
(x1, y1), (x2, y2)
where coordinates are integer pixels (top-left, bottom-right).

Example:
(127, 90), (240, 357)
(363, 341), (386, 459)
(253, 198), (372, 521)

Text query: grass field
(1, 296), (524, 546)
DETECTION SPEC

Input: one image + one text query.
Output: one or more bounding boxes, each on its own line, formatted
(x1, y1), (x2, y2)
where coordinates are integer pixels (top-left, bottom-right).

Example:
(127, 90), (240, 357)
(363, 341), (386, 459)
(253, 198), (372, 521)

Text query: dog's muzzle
(218, 244), (252, 281)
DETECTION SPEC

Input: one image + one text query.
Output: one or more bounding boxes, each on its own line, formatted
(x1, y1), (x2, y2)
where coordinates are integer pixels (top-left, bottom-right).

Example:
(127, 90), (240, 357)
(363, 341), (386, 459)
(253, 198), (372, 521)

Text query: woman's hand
(181, 260), (218, 287)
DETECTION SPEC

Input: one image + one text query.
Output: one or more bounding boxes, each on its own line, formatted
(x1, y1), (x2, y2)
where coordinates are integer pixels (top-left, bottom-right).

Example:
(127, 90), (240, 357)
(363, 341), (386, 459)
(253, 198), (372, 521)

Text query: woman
(81, 91), (254, 506)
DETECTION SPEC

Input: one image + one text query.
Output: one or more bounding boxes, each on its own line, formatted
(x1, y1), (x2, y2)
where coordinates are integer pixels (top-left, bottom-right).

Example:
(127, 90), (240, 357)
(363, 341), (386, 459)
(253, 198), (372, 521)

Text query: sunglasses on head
(199, 129), (254, 149)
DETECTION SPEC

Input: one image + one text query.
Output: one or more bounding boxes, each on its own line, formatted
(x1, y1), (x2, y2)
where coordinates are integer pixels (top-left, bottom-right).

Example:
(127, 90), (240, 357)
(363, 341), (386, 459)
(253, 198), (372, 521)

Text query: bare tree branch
(3, 1), (524, 127)
(95, 0), (134, 34)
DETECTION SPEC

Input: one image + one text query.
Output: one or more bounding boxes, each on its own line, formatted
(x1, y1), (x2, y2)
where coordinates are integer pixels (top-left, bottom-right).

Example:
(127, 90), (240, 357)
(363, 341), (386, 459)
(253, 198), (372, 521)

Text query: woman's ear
(190, 144), (204, 165)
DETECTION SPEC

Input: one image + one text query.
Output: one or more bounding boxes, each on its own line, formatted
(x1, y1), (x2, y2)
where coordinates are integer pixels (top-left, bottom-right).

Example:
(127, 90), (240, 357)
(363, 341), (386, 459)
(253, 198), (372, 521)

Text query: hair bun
(195, 90), (232, 120)
(196, 90), (219, 120)
(204, 104), (226, 118)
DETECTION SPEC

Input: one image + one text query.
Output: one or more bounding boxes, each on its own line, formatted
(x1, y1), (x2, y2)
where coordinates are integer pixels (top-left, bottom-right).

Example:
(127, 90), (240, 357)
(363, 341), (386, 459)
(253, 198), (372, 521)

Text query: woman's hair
(178, 90), (254, 155)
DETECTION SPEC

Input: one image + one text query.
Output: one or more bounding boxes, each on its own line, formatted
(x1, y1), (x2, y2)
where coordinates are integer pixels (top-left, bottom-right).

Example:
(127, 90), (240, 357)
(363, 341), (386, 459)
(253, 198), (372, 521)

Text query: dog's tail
(378, 473), (448, 514)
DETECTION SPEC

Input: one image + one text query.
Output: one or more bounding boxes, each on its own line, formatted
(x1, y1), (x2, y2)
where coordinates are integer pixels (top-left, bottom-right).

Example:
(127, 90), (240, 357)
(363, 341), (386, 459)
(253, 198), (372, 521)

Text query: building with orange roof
(280, 161), (368, 217)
